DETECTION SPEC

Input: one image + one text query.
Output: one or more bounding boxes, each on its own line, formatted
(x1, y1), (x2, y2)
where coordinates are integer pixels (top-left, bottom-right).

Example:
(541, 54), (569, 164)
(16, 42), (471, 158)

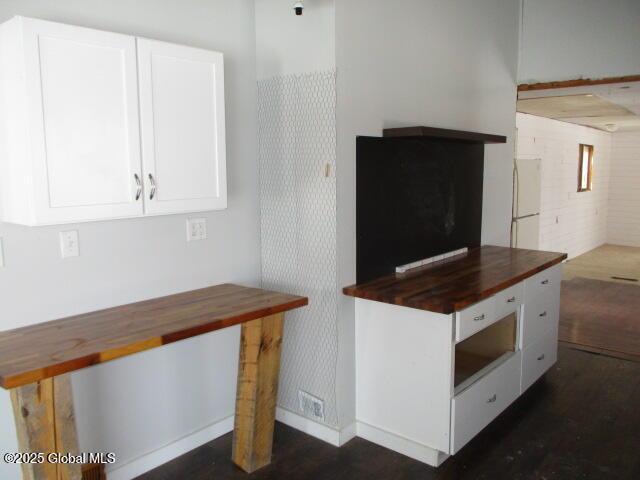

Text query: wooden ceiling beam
(518, 74), (640, 92)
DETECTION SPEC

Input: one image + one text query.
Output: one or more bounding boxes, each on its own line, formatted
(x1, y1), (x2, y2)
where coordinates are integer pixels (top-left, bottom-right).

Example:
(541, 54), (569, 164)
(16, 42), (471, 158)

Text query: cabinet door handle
(149, 174), (157, 200)
(134, 174), (142, 201)
(507, 296), (516, 303)
(541, 279), (549, 285)
(539, 311), (547, 317)
(537, 354), (545, 361)
(473, 314), (486, 322)
(487, 394), (497, 403)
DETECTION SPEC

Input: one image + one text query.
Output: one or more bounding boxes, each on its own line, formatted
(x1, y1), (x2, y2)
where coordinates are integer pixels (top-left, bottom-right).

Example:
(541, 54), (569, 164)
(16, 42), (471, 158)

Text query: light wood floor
(563, 244), (640, 285)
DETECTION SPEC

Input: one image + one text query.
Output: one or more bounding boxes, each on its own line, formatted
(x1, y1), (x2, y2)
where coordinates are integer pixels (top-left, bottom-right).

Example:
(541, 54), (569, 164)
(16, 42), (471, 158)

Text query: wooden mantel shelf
(383, 126), (507, 144)
(0, 283), (307, 389)
(343, 246), (567, 314)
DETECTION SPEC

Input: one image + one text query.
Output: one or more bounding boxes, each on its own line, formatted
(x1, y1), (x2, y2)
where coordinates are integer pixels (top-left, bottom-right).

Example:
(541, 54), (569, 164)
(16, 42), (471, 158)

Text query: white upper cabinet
(0, 17), (143, 225)
(0, 17), (227, 226)
(137, 39), (227, 215)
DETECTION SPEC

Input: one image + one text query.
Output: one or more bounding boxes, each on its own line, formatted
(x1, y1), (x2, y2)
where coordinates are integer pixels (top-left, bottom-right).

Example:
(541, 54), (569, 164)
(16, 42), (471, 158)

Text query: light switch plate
(186, 218), (207, 242)
(60, 230), (80, 258)
(0, 237), (4, 267)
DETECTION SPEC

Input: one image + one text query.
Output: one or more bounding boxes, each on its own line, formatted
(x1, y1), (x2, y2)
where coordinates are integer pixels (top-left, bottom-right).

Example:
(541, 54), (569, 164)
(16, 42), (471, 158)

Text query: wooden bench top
(0, 284), (307, 389)
(343, 245), (567, 314)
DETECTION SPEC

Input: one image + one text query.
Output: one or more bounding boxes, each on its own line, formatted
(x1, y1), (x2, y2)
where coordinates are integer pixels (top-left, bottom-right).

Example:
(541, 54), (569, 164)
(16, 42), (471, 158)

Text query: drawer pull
(487, 394), (497, 403)
(507, 296), (516, 303)
(541, 279), (549, 285)
(473, 314), (486, 322)
(539, 311), (547, 317)
(537, 354), (545, 361)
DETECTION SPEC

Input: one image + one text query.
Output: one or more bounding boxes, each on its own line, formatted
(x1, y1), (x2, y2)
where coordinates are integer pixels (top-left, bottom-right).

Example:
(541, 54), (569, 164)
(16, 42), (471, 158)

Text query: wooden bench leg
(232, 313), (285, 473)
(10, 374), (82, 480)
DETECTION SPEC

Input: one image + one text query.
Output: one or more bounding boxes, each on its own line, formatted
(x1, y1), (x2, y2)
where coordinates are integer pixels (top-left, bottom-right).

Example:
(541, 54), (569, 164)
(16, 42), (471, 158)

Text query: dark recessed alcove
(356, 127), (506, 284)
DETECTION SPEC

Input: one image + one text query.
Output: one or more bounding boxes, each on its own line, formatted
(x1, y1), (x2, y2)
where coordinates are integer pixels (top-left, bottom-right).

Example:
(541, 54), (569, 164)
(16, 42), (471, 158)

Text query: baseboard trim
(339, 421), (357, 446)
(275, 407), (355, 447)
(356, 421), (449, 467)
(106, 415), (234, 480)
(105, 409), (358, 479)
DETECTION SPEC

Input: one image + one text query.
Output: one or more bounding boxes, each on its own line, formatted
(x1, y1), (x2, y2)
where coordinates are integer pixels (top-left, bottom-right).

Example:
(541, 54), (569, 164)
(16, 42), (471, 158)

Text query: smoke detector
(603, 123), (619, 132)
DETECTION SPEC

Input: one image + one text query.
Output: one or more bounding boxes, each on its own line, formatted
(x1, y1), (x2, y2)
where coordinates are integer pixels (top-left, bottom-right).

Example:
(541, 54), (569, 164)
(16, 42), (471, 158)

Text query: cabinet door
(22, 18), (143, 224)
(137, 38), (227, 215)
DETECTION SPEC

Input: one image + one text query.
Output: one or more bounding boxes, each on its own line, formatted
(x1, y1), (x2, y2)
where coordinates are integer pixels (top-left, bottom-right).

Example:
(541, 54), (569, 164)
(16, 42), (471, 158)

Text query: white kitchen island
(344, 245), (566, 466)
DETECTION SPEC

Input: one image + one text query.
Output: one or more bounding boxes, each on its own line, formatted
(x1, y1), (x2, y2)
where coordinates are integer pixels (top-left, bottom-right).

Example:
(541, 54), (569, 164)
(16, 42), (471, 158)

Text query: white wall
(608, 132), (640, 247)
(335, 0), (521, 429)
(0, 1), (260, 479)
(516, 113), (612, 259)
(255, 0), (334, 79)
(519, 0), (640, 83)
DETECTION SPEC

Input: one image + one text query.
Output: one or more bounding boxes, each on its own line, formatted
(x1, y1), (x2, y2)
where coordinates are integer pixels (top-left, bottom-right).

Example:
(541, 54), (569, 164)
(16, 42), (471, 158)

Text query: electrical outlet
(59, 230), (80, 258)
(0, 237), (4, 267)
(186, 218), (207, 242)
(298, 391), (325, 422)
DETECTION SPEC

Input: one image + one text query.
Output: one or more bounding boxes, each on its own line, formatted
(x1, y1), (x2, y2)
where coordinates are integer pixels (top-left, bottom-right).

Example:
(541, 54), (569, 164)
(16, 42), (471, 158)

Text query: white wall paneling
(608, 132), (640, 247)
(516, 113), (612, 259)
(258, 70), (339, 427)
(0, 1), (259, 478)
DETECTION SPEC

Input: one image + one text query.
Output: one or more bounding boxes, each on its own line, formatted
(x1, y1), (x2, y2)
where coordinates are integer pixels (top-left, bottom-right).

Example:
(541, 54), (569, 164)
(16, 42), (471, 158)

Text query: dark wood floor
(560, 277), (640, 361)
(138, 346), (640, 480)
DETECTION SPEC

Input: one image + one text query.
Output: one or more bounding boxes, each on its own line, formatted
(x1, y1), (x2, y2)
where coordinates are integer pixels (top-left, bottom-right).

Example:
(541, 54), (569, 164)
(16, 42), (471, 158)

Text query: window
(578, 144), (594, 192)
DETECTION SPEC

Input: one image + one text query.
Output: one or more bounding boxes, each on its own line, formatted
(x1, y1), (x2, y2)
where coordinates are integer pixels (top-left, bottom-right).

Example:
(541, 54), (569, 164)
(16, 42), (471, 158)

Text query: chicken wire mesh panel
(258, 70), (338, 427)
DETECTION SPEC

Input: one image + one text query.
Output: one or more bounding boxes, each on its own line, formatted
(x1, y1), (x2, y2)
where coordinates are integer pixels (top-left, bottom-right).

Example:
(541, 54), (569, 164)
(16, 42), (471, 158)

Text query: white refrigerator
(511, 158), (541, 250)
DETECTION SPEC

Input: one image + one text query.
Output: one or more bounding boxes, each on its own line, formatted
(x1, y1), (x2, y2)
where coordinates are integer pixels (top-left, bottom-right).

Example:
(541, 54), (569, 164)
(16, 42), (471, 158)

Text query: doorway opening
(515, 77), (640, 362)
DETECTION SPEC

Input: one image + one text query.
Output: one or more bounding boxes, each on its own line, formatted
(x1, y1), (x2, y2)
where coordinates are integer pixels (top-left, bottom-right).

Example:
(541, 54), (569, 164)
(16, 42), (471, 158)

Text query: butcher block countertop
(343, 246), (567, 314)
(0, 284), (307, 389)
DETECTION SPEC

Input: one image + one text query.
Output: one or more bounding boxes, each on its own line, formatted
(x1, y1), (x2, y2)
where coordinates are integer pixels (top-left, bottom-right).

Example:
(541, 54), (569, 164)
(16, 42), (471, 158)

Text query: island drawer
(521, 326), (558, 393)
(521, 285), (560, 348)
(495, 282), (523, 318)
(455, 296), (496, 343)
(524, 265), (562, 302)
(450, 350), (521, 454)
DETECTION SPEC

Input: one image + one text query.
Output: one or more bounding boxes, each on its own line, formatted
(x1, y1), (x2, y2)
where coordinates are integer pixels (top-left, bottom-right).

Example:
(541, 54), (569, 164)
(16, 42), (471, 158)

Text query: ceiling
(517, 81), (640, 132)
